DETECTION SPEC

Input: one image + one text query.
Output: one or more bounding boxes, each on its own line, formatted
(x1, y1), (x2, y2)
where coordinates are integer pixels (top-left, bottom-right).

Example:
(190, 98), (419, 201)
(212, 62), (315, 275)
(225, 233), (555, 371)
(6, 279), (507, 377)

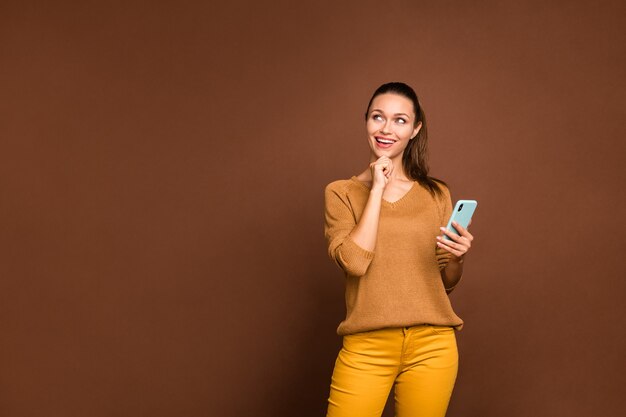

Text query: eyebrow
(370, 108), (411, 118)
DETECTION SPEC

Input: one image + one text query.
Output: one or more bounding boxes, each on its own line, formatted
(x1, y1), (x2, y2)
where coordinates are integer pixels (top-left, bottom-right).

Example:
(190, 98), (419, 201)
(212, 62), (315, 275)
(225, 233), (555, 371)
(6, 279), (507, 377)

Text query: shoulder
(431, 177), (449, 191)
(427, 178), (452, 219)
(325, 178), (361, 196)
(324, 178), (368, 212)
(431, 178), (451, 201)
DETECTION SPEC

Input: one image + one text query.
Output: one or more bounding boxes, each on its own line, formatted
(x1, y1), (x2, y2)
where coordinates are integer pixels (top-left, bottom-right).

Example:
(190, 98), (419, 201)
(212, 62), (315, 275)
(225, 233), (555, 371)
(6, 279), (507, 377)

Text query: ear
(411, 121), (422, 140)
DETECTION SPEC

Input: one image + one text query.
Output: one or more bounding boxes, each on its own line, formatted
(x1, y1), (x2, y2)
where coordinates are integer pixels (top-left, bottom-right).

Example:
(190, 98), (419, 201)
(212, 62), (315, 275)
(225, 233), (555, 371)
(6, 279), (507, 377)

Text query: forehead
(369, 93), (414, 115)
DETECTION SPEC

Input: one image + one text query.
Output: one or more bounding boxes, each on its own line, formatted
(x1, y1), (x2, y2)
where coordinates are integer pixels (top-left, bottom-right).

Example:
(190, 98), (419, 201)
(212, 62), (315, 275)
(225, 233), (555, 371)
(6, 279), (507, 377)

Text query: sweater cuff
(337, 236), (375, 277)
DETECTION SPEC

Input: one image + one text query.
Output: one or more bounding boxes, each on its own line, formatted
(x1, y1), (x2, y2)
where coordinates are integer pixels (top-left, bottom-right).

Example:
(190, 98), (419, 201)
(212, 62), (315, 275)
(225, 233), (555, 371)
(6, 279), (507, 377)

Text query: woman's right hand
(369, 156), (393, 192)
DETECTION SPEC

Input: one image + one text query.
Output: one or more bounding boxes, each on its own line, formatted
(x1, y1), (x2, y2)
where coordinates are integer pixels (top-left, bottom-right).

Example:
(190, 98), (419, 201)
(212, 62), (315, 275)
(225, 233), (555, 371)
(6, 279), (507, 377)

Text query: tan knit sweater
(324, 176), (464, 336)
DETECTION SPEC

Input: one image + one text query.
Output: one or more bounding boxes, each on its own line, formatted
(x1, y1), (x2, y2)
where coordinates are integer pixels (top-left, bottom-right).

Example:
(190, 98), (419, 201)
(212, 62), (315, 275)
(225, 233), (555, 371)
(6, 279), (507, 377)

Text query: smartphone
(443, 200), (478, 240)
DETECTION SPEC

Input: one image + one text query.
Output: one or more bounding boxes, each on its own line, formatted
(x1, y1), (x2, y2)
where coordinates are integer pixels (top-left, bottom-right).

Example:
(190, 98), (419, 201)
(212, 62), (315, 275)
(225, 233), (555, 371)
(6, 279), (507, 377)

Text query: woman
(324, 82), (474, 417)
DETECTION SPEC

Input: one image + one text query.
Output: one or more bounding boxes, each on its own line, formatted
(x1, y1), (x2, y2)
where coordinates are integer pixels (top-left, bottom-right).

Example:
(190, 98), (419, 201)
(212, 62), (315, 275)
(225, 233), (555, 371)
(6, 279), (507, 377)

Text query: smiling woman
(323, 82), (476, 417)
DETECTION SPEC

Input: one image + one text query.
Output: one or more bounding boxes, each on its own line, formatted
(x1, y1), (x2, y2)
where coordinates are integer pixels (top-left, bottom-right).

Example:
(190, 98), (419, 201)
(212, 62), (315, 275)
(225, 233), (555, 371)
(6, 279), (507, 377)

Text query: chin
(371, 147), (396, 157)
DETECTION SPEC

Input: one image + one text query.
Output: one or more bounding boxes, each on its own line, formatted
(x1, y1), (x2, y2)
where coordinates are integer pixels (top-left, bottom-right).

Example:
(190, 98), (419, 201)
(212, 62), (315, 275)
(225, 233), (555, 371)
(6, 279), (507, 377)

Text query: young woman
(324, 82), (475, 417)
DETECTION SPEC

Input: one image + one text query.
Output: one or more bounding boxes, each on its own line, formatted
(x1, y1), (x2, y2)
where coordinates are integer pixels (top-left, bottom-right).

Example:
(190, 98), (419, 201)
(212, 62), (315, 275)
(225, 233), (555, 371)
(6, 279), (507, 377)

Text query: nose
(380, 120), (392, 134)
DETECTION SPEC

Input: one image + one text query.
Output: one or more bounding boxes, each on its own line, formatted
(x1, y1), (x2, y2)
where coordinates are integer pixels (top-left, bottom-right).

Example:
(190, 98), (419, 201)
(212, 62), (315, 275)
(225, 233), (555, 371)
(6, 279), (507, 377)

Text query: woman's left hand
(436, 221), (474, 261)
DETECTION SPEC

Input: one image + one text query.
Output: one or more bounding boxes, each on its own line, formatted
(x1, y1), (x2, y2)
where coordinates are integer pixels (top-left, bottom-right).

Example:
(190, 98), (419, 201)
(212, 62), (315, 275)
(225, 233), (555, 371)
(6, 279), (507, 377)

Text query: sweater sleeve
(435, 183), (453, 271)
(324, 183), (374, 277)
(434, 183), (464, 294)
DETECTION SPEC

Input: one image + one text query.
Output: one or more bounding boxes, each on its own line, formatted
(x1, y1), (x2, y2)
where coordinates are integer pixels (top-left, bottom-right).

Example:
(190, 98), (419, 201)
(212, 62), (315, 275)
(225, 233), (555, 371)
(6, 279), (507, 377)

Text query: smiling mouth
(375, 137), (397, 144)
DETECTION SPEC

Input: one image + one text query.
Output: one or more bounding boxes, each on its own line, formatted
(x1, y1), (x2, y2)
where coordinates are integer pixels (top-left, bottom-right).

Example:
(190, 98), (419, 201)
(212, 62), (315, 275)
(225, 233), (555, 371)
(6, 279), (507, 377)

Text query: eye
(372, 114), (383, 121)
(396, 118), (406, 125)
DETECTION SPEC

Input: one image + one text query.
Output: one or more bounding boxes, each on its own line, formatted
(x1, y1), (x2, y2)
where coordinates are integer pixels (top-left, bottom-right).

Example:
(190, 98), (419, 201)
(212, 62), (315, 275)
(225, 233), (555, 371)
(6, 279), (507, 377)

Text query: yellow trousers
(326, 325), (458, 417)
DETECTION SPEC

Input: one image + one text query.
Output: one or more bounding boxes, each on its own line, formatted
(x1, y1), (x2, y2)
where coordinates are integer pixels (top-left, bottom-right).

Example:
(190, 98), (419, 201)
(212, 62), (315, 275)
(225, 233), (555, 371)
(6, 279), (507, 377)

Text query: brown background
(1, 1), (625, 416)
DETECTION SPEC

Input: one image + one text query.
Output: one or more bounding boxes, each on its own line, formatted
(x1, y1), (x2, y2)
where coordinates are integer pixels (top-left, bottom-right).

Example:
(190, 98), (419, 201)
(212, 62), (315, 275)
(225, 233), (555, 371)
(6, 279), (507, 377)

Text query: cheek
(398, 125), (414, 138)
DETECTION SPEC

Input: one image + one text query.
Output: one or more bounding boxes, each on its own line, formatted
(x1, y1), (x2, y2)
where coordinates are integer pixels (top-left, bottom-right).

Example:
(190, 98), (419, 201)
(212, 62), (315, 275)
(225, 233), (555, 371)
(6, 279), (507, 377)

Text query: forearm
(441, 256), (464, 290)
(348, 187), (383, 251)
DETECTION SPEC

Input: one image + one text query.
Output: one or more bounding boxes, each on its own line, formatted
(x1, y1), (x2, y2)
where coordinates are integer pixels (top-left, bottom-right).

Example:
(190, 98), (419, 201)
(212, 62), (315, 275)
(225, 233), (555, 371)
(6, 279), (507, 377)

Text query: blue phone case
(443, 200), (478, 240)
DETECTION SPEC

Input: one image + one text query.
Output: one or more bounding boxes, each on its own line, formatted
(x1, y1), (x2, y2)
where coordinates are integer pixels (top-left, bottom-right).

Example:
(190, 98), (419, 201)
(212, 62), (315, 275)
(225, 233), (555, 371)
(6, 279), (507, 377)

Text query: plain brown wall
(2, 1), (625, 416)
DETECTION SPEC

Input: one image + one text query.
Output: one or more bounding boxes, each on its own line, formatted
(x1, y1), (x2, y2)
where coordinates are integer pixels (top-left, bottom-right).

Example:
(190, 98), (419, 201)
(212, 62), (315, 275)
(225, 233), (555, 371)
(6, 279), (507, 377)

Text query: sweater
(324, 176), (464, 336)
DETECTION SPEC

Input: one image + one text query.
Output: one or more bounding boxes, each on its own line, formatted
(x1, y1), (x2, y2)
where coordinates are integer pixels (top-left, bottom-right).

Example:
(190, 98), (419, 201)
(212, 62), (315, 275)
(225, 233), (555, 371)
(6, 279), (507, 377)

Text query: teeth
(377, 138), (395, 144)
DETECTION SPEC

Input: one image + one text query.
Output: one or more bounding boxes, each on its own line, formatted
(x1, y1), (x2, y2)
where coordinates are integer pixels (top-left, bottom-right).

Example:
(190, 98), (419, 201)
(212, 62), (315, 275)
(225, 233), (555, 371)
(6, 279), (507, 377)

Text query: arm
(324, 184), (377, 277)
(434, 185), (474, 293)
(324, 157), (392, 276)
(350, 156), (393, 251)
(440, 250), (464, 292)
(347, 186), (383, 252)
(437, 221), (474, 292)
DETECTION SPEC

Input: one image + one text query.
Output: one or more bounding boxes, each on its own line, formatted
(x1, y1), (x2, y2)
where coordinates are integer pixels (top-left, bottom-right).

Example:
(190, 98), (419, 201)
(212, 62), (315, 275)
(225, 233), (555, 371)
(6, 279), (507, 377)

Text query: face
(366, 93), (422, 160)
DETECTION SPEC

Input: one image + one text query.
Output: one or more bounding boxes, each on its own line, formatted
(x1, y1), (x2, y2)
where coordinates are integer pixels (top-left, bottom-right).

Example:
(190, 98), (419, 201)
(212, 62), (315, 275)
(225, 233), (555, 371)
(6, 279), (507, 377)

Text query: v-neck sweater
(324, 176), (463, 335)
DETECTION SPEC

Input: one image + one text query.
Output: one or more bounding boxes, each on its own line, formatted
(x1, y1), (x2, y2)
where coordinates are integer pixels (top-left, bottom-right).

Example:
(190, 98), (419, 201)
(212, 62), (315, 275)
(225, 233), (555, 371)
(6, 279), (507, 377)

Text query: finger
(451, 221), (467, 233)
(372, 157), (389, 166)
(439, 226), (462, 242)
(377, 156), (391, 166)
(378, 163), (391, 176)
(437, 239), (467, 257)
(451, 221), (474, 241)
(436, 240), (465, 258)
(372, 165), (388, 181)
(436, 235), (469, 252)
